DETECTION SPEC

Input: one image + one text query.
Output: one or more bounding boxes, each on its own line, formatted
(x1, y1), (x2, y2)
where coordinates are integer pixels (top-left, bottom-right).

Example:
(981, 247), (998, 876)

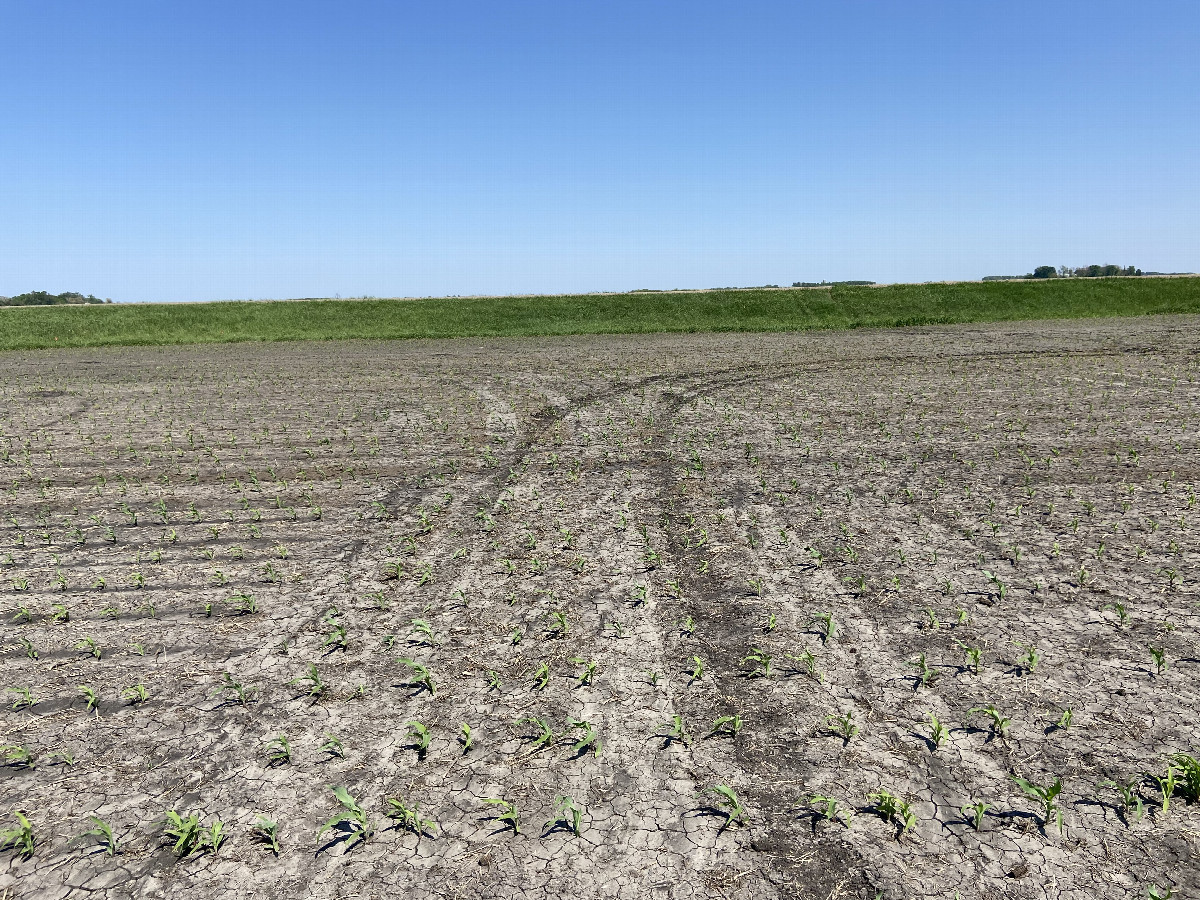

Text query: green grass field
(1, 276), (1197, 352)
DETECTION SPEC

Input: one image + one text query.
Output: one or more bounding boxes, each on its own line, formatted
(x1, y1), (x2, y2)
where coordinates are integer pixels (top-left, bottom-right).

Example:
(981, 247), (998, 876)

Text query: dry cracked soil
(1, 317), (1198, 900)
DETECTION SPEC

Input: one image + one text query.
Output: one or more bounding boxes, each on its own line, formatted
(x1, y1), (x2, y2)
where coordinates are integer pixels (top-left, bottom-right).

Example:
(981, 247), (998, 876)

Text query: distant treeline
(984, 265), (1156, 281)
(792, 280), (876, 287)
(0, 291), (112, 307)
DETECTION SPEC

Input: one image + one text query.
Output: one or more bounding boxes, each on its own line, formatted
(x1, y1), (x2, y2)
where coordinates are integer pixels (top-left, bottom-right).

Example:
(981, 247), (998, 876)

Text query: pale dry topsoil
(1, 316), (1198, 899)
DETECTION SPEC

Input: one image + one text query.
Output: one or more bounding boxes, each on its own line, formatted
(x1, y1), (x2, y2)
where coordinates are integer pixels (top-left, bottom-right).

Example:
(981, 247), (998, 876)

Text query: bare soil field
(1, 317), (1197, 899)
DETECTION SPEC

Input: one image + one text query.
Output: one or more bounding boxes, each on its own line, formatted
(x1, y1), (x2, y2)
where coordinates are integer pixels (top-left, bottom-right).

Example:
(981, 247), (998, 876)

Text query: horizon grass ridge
(1, 277), (1198, 352)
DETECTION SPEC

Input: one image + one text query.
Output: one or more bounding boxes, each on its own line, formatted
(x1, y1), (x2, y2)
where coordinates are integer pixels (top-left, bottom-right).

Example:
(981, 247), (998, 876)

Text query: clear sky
(2, 1), (1197, 302)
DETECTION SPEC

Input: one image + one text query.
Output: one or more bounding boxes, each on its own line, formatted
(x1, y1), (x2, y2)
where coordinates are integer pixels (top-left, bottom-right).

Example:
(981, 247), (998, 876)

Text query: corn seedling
(0, 811), (35, 858)
(962, 799), (991, 831)
(18, 637), (37, 660)
(570, 657), (598, 686)
(870, 789), (917, 839)
(121, 683), (148, 704)
(1149, 647), (1167, 676)
(78, 685), (100, 713)
(7, 686), (35, 711)
(1147, 885), (1175, 900)
(250, 816), (280, 853)
(659, 715), (691, 746)
(689, 655), (704, 682)
(543, 795), (585, 836)
(1101, 778), (1145, 825)
(486, 670), (502, 691)
(406, 720), (432, 755)
(1147, 765), (1178, 815)
(827, 710), (859, 744)
(924, 607), (940, 630)
(385, 797), (437, 839)
(161, 810), (202, 857)
(408, 618), (436, 645)
(323, 622), (349, 651)
(289, 663), (326, 699)
(1014, 642), (1041, 674)
(568, 718), (602, 757)
(1, 745), (35, 768)
(982, 570), (1007, 601)
(907, 653), (935, 689)
(546, 609), (569, 636)
(483, 798), (521, 834)
(318, 786), (374, 848)
(264, 734), (292, 765)
(678, 615), (696, 636)
(1171, 754), (1200, 803)
(76, 636), (101, 659)
(74, 815), (120, 856)
(741, 647), (774, 678)
(1103, 600), (1130, 628)
(1054, 708), (1074, 730)
(213, 672), (254, 705)
(808, 795), (850, 826)
(1012, 774), (1064, 833)
(700, 784), (747, 826)
(458, 723), (473, 752)
(531, 661), (551, 690)
(50, 603), (69, 623)
(320, 732), (346, 758)
(204, 819), (226, 853)
(970, 705), (1011, 739)
(787, 648), (824, 683)
(516, 716), (554, 751)
(764, 612), (777, 631)
(811, 611), (836, 643)
(710, 714), (743, 738)
(957, 642), (982, 674)
(927, 713), (949, 751)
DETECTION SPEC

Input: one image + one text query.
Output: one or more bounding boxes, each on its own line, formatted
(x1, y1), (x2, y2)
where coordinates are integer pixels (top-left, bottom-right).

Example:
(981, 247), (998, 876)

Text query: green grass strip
(1, 276), (1198, 352)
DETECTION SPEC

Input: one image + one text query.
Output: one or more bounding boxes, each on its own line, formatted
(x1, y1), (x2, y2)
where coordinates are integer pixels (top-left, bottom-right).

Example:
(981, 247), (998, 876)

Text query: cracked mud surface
(1, 316), (1198, 899)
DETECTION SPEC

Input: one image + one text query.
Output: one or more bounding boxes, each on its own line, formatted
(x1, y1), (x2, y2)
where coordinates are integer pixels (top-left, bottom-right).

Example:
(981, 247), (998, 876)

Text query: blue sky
(1, 1), (1197, 302)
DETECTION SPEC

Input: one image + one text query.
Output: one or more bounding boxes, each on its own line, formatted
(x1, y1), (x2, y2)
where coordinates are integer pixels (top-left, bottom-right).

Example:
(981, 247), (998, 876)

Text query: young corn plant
(741, 647), (774, 678)
(927, 713), (949, 751)
(568, 719), (603, 757)
(1147, 765), (1178, 815)
(1013, 642), (1041, 675)
(458, 723), (474, 752)
(1172, 754), (1200, 804)
(204, 819), (226, 854)
(320, 732), (346, 758)
(0, 811), (35, 858)
(1101, 778), (1145, 826)
(870, 789), (917, 840)
(787, 648), (824, 683)
(121, 684), (148, 705)
(543, 795), (585, 836)
(7, 687), (35, 711)
(396, 658), (436, 696)
(1012, 775), (1064, 834)
(74, 815), (120, 856)
(810, 612), (836, 644)
(970, 705), (1011, 740)
(212, 672), (254, 705)
(710, 714), (744, 739)
(688, 655), (705, 683)
(483, 798), (521, 835)
(516, 716), (554, 752)
(318, 786), (374, 849)
(406, 721), (432, 757)
(263, 734), (292, 765)
(827, 710), (860, 745)
(659, 715), (691, 747)
(570, 657), (598, 686)
(160, 810), (202, 857)
(75, 636), (101, 659)
(808, 795), (851, 827)
(907, 653), (936, 689)
(1, 745), (35, 768)
(385, 797), (437, 839)
(250, 816), (280, 854)
(288, 663), (326, 699)
(700, 784), (748, 826)
(961, 799), (991, 831)
(1149, 647), (1167, 677)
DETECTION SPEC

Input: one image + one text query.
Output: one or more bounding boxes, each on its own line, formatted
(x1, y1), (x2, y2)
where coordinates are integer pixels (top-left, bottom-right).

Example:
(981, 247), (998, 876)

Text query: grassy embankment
(1, 276), (1198, 351)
